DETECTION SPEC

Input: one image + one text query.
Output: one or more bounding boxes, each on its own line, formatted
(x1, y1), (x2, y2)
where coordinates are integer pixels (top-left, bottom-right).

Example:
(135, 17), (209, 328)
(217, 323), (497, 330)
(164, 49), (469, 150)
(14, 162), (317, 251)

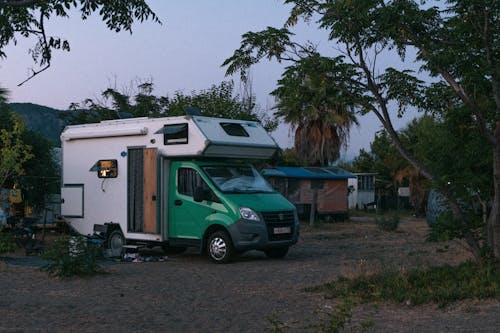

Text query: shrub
(375, 214), (400, 231)
(426, 212), (463, 242)
(0, 228), (17, 254)
(42, 235), (104, 277)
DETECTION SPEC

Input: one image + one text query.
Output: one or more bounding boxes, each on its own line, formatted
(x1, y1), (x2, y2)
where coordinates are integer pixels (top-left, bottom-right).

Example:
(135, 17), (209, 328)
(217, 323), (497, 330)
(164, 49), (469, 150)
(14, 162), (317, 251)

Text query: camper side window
(178, 168), (220, 203)
(97, 160), (118, 178)
(163, 123), (188, 145)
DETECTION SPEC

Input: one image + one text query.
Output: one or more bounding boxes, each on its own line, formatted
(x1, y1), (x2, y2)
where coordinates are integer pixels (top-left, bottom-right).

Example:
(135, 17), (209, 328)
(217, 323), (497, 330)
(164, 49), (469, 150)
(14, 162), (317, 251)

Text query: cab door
(168, 165), (220, 239)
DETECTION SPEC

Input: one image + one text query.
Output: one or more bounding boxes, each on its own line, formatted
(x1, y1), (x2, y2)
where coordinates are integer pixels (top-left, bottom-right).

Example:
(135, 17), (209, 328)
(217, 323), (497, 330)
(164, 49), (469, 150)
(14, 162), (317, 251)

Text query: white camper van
(60, 115), (299, 263)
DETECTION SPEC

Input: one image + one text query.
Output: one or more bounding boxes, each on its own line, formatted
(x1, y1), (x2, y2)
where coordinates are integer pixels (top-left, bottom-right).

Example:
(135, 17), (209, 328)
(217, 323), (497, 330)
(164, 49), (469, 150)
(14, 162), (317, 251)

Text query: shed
(262, 166), (355, 219)
(348, 173), (377, 210)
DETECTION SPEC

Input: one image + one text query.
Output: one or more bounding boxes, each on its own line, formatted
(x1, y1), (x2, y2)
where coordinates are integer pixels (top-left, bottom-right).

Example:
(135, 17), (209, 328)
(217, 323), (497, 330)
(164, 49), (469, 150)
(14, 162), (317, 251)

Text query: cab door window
(178, 168), (220, 203)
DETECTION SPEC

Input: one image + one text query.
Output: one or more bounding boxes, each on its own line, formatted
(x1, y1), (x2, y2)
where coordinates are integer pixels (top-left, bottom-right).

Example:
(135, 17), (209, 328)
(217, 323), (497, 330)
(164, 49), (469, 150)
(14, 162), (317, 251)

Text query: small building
(262, 166), (355, 219)
(348, 173), (377, 209)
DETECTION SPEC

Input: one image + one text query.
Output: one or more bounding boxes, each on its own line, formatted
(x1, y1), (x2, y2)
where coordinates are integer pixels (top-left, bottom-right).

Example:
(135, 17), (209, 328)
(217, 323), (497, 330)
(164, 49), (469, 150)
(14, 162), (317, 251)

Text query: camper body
(60, 115), (299, 262)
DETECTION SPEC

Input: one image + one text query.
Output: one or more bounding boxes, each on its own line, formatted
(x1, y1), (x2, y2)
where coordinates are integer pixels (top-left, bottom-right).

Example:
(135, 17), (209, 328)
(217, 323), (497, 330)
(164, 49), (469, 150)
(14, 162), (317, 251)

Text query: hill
(8, 103), (69, 146)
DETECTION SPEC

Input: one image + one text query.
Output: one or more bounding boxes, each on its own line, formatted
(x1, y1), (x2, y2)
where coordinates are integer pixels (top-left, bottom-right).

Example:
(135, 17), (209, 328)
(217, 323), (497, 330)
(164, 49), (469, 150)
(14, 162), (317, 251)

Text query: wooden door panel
(143, 148), (157, 233)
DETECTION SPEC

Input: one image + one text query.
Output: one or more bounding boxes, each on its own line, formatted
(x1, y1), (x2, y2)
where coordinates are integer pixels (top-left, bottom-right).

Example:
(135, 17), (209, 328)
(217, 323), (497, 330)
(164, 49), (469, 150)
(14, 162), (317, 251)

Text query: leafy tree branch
(0, 0), (161, 85)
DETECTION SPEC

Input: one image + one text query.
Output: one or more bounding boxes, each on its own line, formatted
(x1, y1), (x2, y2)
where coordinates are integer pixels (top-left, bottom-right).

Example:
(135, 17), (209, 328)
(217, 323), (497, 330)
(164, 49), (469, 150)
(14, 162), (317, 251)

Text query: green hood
(223, 192), (295, 212)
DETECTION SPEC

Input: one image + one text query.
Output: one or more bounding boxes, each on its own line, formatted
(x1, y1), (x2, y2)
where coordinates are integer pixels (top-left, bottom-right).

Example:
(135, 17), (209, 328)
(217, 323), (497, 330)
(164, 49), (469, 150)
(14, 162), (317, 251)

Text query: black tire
(107, 230), (125, 258)
(207, 230), (234, 264)
(264, 247), (289, 259)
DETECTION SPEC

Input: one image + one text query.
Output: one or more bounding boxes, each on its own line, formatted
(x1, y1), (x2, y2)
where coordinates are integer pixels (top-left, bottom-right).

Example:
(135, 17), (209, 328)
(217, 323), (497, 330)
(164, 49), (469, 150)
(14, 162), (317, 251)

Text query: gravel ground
(1, 217), (500, 333)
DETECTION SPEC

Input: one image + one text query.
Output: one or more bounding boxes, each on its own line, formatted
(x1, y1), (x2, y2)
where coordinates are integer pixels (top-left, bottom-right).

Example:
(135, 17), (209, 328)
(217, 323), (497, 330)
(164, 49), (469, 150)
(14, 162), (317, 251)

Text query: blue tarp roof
(261, 166), (355, 180)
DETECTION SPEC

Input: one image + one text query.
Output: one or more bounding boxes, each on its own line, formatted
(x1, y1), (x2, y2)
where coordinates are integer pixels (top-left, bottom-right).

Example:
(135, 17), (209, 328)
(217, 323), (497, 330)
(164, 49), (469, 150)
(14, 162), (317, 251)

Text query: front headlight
(239, 207), (260, 221)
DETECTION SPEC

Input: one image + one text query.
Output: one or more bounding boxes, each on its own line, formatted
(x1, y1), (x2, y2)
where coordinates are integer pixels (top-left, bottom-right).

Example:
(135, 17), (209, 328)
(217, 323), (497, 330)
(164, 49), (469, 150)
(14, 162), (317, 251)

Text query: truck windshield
(202, 166), (275, 194)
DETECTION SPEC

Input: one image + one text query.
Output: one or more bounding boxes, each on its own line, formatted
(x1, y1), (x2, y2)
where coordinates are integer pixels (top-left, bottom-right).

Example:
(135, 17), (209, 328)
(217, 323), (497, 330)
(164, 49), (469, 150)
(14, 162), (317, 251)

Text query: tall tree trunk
(488, 135), (500, 260)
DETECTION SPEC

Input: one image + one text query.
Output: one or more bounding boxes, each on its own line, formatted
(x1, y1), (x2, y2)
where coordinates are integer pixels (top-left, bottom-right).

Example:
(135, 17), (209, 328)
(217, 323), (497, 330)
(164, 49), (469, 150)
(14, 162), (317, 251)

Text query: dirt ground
(1, 216), (500, 333)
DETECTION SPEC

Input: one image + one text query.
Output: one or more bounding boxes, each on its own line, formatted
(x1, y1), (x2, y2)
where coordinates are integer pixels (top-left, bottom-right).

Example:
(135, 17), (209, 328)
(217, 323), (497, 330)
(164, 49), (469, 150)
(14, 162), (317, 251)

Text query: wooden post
(309, 189), (318, 227)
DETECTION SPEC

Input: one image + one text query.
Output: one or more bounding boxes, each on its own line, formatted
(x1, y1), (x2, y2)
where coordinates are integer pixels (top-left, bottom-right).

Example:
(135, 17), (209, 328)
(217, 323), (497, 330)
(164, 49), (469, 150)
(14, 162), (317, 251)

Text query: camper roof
(61, 115), (279, 159)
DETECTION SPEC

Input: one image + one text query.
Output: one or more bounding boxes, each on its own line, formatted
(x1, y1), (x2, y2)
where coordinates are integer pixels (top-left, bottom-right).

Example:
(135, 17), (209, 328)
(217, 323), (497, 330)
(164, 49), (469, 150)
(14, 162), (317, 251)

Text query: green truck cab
(168, 161), (299, 262)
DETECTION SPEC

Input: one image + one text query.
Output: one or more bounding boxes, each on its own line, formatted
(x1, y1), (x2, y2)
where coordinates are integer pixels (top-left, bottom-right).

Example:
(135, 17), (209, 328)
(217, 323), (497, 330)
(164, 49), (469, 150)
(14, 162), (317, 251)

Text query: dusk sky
(0, 0), (417, 159)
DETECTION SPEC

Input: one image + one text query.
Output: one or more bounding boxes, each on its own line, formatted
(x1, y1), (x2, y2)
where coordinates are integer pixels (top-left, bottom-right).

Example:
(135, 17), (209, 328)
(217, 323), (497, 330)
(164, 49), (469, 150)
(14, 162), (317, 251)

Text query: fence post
(309, 189), (318, 227)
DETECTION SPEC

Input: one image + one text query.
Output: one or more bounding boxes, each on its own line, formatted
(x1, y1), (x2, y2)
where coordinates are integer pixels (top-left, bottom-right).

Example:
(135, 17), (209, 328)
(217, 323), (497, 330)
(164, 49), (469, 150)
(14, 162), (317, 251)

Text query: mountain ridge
(8, 102), (69, 146)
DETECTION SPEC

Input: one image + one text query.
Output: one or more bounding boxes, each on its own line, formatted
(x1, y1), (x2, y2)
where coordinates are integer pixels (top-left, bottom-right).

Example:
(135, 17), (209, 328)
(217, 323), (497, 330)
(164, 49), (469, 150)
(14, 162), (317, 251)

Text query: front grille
(261, 210), (295, 241)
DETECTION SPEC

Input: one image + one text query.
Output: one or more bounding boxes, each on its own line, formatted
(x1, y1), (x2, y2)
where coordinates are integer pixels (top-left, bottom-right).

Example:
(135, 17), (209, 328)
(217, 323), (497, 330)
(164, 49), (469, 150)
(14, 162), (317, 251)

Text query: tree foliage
(225, 29), (364, 165)
(0, 102), (33, 188)
(18, 130), (60, 209)
(347, 111), (491, 223)
(0, 88), (58, 208)
(68, 80), (278, 132)
(346, 131), (405, 185)
(271, 148), (309, 167)
(0, 0), (160, 85)
(272, 56), (359, 165)
(224, 0), (499, 261)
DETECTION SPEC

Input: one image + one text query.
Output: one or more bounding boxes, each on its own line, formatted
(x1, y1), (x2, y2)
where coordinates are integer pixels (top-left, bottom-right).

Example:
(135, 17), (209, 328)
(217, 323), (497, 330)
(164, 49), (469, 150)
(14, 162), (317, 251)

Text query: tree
(0, 100), (33, 189)
(68, 80), (278, 131)
(272, 56), (359, 165)
(223, 0), (499, 261)
(224, 28), (360, 166)
(347, 111), (491, 237)
(18, 130), (60, 210)
(271, 148), (309, 167)
(344, 132), (406, 185)
(0, 87), (58, 209)
(0, 0), (160, 85)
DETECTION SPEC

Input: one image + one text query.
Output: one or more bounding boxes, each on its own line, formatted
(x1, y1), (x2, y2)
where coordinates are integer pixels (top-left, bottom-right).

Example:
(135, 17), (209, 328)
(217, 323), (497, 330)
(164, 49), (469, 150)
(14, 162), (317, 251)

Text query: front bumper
(227, 218), (299, 251)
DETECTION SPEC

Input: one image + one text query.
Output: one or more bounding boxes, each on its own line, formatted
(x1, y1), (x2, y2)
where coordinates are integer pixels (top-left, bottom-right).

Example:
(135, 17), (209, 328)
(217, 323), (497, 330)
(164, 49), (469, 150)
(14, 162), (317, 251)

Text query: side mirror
(193, 187), (205, 202)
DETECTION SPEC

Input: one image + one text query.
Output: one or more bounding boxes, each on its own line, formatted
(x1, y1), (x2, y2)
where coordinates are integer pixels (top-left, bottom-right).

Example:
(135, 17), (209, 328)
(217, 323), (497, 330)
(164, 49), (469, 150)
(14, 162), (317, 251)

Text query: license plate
(273, 227), (291, 234)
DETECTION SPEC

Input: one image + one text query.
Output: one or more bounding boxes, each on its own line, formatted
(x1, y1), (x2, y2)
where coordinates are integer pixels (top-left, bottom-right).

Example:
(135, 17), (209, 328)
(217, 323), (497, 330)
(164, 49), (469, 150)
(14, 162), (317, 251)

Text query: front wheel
(207, 231), (234, 264)
(264, 247), (289, 259)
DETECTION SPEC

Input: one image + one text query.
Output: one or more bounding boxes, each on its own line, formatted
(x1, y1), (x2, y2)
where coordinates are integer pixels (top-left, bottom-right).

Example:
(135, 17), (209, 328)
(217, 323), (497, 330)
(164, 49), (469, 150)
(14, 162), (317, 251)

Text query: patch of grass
(42, 235), (104, 277)
(315, 299), (375, 333)
(265, 313), (288, 333)
(374, 214), (400, 231)
(317, 299), (354, 333)
(307, 261), (500, 307)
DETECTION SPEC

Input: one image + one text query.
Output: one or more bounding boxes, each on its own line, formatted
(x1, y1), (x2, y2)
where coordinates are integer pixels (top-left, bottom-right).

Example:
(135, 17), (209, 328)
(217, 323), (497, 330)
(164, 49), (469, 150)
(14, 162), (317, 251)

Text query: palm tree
(0, 86), (8, 105)
(272, 56), (359, 166)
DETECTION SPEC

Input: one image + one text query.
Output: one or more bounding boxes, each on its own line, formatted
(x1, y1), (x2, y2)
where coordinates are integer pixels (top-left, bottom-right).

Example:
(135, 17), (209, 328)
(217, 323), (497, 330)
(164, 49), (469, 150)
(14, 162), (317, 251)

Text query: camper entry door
(127, 147), (158, 234)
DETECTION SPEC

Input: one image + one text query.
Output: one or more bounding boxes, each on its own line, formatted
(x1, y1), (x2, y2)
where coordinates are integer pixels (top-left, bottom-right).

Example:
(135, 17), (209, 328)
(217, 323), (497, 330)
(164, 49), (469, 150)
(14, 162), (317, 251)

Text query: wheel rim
(209, 237), (227, 260)
(110, 233), (124, 256)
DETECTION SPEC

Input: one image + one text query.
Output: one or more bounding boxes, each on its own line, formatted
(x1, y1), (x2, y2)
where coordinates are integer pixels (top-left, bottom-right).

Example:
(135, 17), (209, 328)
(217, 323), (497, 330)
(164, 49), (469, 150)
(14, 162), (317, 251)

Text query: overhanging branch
(16, 7), (51, 86)
(17, 63), (50, 86)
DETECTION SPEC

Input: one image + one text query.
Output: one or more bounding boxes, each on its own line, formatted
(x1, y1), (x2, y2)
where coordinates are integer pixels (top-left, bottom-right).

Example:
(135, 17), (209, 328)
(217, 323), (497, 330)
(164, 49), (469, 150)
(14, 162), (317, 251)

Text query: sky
(0, 0), (418, 160)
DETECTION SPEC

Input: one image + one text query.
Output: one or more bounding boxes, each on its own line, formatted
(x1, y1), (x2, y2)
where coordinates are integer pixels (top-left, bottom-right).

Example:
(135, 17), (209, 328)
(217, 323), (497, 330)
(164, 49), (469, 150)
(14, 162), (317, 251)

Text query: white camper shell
(60, 115), (285, 253)
(61, 115), (278, 159)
